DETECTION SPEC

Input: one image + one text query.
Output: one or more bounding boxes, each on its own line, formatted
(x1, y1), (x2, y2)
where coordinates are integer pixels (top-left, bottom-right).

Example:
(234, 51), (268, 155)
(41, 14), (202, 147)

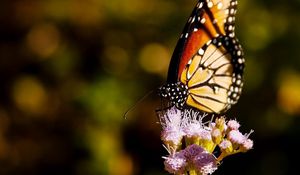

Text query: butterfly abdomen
(159, 82), (189, 109)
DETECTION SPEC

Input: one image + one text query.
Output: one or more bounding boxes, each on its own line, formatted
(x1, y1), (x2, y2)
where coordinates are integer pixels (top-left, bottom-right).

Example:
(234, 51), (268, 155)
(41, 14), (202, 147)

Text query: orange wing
(181, 36), (244, 113)
(177, 0), (238, 79)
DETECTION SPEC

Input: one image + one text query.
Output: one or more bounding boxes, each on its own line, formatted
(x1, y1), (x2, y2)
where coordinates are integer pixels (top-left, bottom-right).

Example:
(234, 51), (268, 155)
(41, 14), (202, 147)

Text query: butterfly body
(159, 0), (244, 114)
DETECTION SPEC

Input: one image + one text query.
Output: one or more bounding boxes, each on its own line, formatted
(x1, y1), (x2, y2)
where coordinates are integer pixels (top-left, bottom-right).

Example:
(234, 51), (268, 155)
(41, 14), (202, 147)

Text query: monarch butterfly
(159, 0), (245, 114)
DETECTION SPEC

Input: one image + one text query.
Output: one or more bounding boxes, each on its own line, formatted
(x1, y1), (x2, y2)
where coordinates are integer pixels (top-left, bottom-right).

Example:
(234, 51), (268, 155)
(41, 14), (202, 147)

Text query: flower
(228, 130), (246, 144)
(180, 109), (212, 147)
(198, 129), (214, 152)
(198, 129), (212, 141)
(215, 117), (226, 132)
(159, 107), (185, 148)
(158, 106), (182, 129)
(240, 139), (254, 152)
(183, 122), (203, 138)
(211, 128), (222, 144)
(219, 139), (233, 153)
(183, 144), (205, 160)
(227, 119), (240, 130)
(158, 107), (254, 174)
(161, 126), (185, 148)
(180, 144), (217, 175)
(193, 152), (218, 175)
(164, 151), (187, 174)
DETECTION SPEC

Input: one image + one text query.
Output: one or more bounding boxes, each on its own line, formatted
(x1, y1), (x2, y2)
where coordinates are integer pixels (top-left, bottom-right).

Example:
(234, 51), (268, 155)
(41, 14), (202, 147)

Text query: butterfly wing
(167, 0), (238, 83)
(161, 0), (244, 114)
(181, 36), (244, 113)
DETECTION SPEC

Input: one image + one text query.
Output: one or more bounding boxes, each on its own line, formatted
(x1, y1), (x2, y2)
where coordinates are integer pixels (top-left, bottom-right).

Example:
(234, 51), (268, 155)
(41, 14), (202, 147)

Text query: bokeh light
(277, 70), (300, 115)
(26, 23), (60, 59)
(12, 76), (48, 116)
(139, 43), (170, 76)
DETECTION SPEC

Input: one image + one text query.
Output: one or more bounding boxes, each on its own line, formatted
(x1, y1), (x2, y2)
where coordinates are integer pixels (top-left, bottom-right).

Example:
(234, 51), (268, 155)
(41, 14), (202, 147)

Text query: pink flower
(241, 139), (254, 151)
(211, 128), (221, 138)
(161, 126), (184, 147)
(183, 144), (218, 174)
(192, 152), (218, 175)
(219, 139), (233, 153)
(159, 107), (185, 147)
(219, 140), (232, 150)
(228, 130), (246, 144)
(164, 151), (187, 174)
(198, 129), (212, 141)
(227, 119), (240, 130)
(158, 107), (254, 174)
(158, 106), (182, 129)
(183, 122), (202, 138)
(183, 144), (205, 160)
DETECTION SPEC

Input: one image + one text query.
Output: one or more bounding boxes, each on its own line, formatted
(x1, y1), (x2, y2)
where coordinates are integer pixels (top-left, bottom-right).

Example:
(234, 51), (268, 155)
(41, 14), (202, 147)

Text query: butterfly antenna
(123, 90), (155, 119)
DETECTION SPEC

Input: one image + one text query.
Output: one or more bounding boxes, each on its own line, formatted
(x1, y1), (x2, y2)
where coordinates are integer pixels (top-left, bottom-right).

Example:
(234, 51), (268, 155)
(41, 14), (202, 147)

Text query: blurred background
(0, 0), (300, 174)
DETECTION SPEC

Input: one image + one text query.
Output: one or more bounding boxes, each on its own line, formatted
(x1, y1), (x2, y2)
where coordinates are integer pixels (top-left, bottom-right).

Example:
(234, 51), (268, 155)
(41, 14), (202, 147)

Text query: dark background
(0, 0), (300, 174)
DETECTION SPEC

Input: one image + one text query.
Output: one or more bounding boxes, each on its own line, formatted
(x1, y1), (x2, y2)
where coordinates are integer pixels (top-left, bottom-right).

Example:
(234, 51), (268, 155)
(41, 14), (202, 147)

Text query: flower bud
(211, 128), (222, 144)
(227, 119), (240, 130)
(228, 130), (245, 145)
(240, 139), (253, 152)
(215, 117), (226, 132)
(219, 139), (233, 154)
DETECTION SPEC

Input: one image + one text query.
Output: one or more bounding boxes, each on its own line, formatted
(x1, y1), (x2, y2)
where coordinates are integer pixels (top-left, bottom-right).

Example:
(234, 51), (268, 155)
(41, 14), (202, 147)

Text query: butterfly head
(158, 82), (189, 109)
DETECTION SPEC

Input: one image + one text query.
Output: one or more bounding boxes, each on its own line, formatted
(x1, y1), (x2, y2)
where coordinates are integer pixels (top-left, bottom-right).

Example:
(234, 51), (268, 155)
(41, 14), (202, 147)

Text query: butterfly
(159, 0), (245, 114)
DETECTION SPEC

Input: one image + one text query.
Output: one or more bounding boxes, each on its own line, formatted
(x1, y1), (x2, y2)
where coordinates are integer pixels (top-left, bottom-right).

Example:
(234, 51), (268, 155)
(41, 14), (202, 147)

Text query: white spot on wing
(217, 2), (223, 9)
(198, 48), (205, 55)
(229, 33), (235, 37)
(185, 33), (189, 38)
(237, 50), (242, 56)
(238, 58), (243, 64)
(200, 18), (206, 24)
(234, 87), (239, 92)
(230, 9), (235, 15)
(233, 93), (237, 98)
(191, 17), (195, 23)
(207, 1), (213, 8)
(197, 2), (203, 8)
